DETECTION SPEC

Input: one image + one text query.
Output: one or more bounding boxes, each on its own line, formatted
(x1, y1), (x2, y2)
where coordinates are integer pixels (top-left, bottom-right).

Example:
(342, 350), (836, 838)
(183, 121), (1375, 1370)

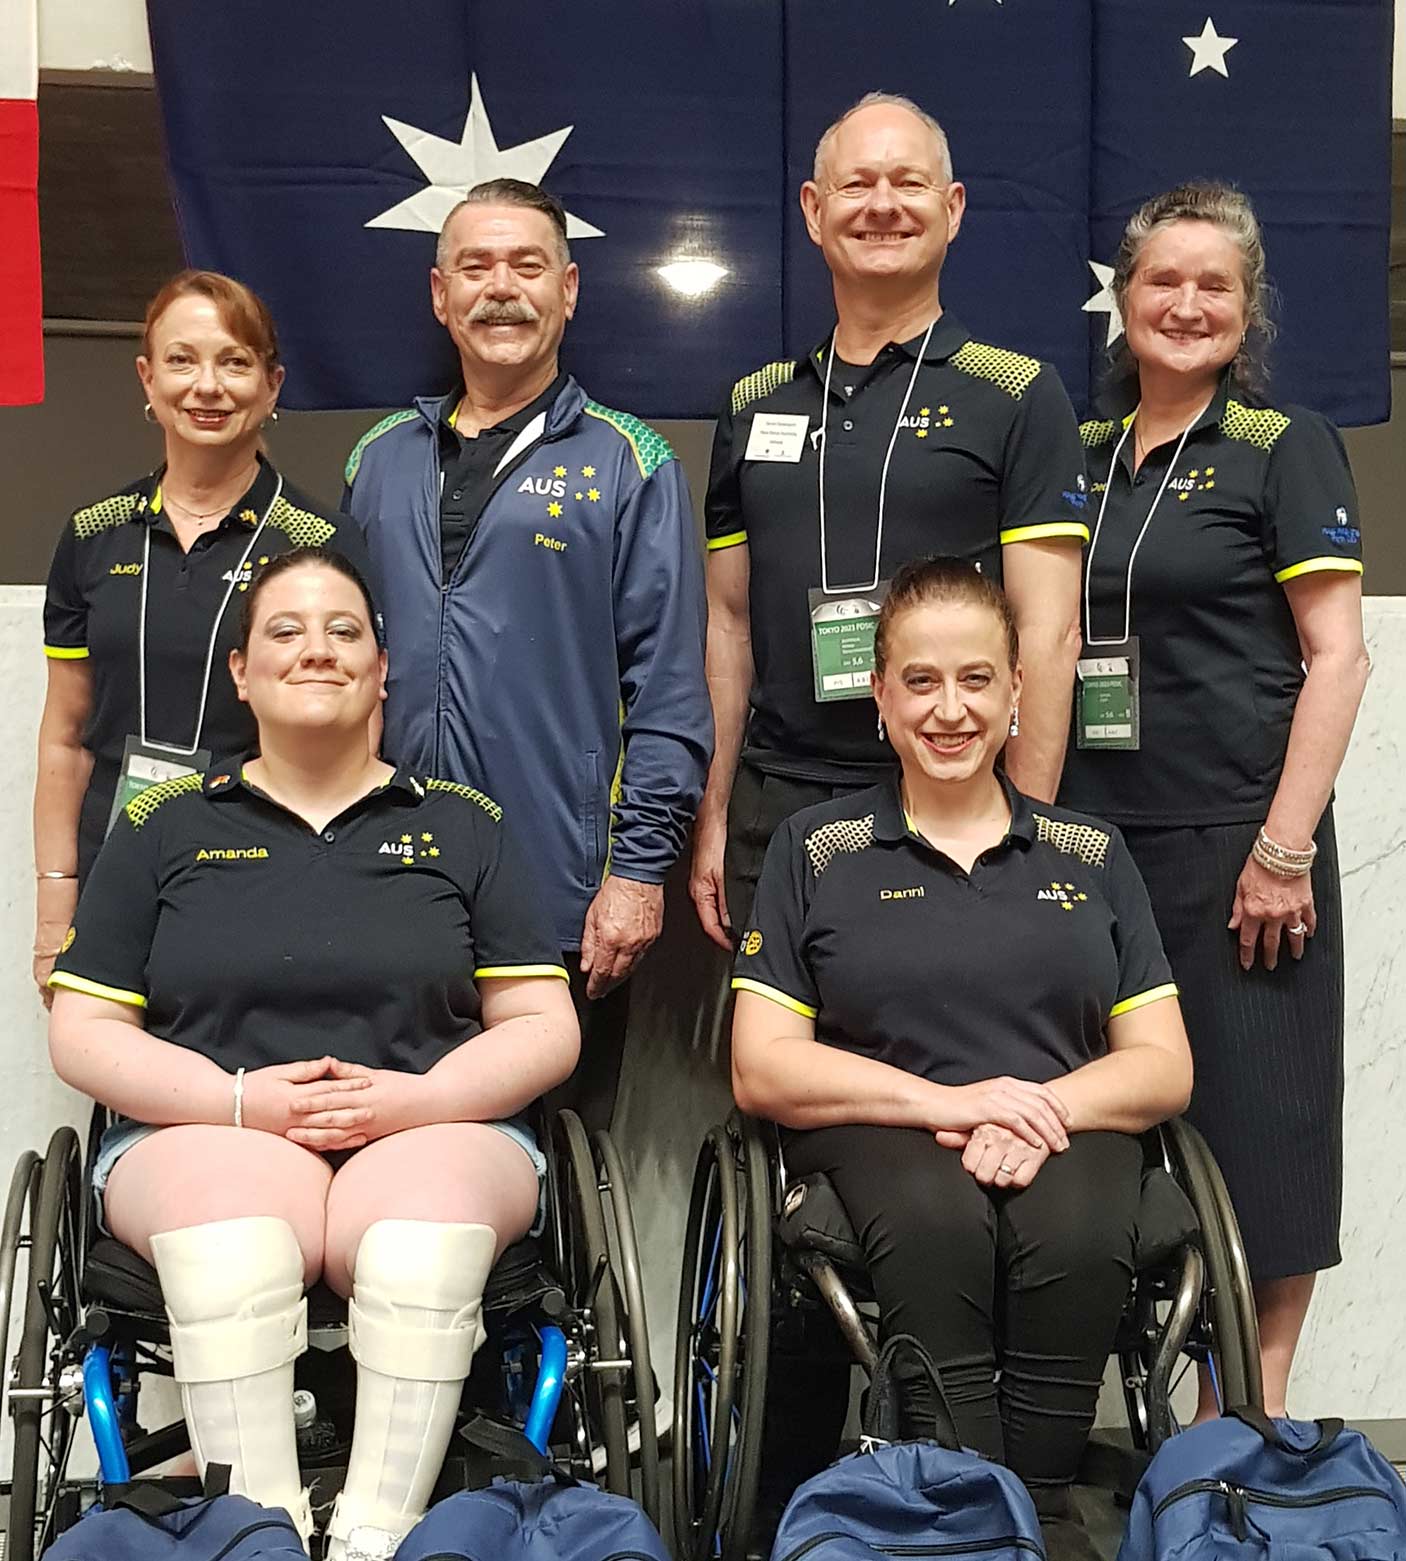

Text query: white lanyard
(1083, 413), (1193, 647)
(816, 317), (935, 595)
(137, 474), (281, 753)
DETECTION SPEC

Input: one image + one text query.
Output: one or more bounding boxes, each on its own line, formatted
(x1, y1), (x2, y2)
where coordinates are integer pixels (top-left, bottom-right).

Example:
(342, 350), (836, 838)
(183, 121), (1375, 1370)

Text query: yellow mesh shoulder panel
(124, 772), (205, 829)
(949, 341), (1042, 400)
(803, 815), (876, 877)
(1032, 813), (1111, 868)
(1220, 400), (1291, 452)
(73, 493), (142, 541)
(730, 360), (798, 415)
(424, 778), (504, 822)
(1080, 418), (1118, 449)
(344, 409), (418, 485)
(266, 498), (337, 549)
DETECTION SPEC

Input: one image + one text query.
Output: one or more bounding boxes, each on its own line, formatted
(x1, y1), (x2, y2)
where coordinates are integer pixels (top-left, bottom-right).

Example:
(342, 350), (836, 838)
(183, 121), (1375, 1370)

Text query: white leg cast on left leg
(324, 1219), (496, 1561)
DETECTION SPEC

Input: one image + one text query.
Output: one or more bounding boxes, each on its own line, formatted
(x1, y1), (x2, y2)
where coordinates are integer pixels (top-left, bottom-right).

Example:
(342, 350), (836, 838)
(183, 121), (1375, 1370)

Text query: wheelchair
(673, 1111), (1262, 1561)
(0, 1107), (658, 1559)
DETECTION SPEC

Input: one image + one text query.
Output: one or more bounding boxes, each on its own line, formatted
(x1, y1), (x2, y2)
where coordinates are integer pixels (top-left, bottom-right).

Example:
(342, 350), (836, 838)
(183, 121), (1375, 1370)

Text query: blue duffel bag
(1117, 1406), (1406, 1561)
(43, 1466), (306, 1559)
(770, 1334), (1045, 1561)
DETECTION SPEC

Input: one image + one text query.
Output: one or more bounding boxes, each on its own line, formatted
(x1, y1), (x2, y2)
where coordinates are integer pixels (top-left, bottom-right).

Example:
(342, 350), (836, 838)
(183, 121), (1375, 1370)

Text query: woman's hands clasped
(239, 1056), (426, 1152)
(929, 1077), (1071, 1191)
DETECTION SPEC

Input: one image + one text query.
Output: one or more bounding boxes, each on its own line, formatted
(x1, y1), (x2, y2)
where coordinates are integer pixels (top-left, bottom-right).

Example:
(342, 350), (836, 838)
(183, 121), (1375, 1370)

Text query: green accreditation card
(808, 582), (890, 702)
(1076, 637), (1140, 751)
(105, 736), (211, 837)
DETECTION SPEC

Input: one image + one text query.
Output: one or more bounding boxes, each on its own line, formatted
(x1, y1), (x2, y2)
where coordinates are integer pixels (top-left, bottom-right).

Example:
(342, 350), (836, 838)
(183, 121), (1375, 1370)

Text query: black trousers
(784, 1125), (1142, 1487)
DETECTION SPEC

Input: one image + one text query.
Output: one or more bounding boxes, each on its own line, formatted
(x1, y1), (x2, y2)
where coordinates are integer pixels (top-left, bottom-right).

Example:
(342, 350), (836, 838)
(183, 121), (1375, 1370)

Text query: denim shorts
(93, 1115), (548, 1235)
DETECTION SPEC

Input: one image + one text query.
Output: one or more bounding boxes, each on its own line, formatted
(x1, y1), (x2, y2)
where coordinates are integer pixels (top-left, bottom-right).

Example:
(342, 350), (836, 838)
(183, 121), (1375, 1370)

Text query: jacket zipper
(208, 1519), (301, 1561)
(1152, 1477), (1395, 1541)
(780, 1531), (1043, 1561)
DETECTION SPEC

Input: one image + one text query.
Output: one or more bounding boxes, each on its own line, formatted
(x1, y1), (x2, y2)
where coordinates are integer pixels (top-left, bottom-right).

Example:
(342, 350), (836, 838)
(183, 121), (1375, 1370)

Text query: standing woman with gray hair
(1059, 182), (1370, 1418)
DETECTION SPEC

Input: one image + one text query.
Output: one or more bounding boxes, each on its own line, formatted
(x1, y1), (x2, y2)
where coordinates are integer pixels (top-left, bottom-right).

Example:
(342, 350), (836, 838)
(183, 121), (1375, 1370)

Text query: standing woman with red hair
(33, 271), (375, 1001)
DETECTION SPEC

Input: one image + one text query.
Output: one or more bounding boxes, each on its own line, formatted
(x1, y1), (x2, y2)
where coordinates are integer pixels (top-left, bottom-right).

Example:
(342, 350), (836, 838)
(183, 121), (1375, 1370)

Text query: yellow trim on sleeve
(47, 971), (148, 1009)
(44, 645), (90, 660)
(1109, 982), (1179, 1020)
(706, 530), (748, 552)
(1273, 557), (1364, 585)
(999, 522), (1091, 546)
(473, 963), (571, 982)
(731, 977), (818, 1019)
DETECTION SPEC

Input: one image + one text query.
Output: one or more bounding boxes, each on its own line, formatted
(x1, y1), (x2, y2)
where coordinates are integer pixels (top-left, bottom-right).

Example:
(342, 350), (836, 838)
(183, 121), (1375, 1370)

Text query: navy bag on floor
(1116, 1406), (1406, 1561)
(393, 1420), (669, 1561)
(43, 1466), (306, 1559)
(769, 1335), (1045, 1561)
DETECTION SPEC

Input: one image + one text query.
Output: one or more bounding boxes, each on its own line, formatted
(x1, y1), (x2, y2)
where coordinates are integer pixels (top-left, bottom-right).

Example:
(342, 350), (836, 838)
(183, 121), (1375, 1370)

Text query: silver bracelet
(233, 1067), (246, 1129)
(1253, 827), (1316, 879)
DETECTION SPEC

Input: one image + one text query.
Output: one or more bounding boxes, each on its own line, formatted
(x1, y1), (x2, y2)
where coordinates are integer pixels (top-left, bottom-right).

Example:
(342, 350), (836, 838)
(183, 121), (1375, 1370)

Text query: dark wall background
(0, 334), (1400, 589)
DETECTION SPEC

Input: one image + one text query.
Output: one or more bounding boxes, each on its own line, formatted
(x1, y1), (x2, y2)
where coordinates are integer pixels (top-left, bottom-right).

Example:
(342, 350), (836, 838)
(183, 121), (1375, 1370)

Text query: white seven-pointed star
(367, 74), (604, 239)
(1183, 17), (1238, 77)
(1082, 260), (1123, 347)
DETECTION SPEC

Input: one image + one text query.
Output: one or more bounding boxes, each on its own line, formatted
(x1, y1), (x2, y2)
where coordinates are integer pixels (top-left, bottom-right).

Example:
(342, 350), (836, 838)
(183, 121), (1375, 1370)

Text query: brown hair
(142, 270), (281, 374)
(437, 179), (571, 269)
(873, 555), (1019, 674)
(1109, 181), (1275, 394)
(238, 547), (380, 651)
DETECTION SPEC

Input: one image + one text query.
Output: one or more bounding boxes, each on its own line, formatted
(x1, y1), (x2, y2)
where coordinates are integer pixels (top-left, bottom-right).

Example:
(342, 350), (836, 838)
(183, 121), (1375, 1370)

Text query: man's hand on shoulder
(580, 876), (665, 999)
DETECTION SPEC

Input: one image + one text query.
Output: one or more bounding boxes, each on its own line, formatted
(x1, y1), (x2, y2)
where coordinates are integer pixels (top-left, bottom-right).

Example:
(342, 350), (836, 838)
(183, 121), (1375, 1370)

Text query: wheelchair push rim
(672, 1114), (771, 1561)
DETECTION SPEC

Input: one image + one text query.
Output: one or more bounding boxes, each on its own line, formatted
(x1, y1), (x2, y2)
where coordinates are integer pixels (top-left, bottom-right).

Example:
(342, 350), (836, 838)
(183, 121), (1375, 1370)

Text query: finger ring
(1287, 922), (1307, 935)
(999, 1162), (1016, 1174)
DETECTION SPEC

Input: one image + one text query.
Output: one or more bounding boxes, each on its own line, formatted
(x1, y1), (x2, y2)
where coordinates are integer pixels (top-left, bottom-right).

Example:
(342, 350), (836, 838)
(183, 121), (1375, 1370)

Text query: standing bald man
(691, 94), (1088, 950)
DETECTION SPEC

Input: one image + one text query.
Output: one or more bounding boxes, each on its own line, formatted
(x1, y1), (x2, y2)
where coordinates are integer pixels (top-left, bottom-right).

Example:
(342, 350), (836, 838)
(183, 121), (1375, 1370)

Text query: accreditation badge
(808, 583), (890, 702)
(1076, 637), (1140, 751)
(105, 736), (212, 836)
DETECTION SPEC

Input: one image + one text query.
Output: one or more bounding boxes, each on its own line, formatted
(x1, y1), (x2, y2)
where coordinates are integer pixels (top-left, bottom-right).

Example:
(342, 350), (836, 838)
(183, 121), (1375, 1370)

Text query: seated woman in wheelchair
(47, 547), (580, 1559)
(730, 556), (1193, 1528)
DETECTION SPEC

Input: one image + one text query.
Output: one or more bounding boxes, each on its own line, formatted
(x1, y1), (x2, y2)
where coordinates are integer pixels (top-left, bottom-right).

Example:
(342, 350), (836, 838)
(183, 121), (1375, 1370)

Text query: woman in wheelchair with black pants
(47, 547), (580, 1560)
(731, 556), (1192, 1556)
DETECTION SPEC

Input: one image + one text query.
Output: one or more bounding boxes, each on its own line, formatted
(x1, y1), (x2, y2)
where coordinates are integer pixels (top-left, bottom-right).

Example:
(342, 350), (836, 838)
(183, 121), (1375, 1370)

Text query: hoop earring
(876, 713), (887, 744)
(1008, 706), (1020, 739)
(143, 402), (156, 423)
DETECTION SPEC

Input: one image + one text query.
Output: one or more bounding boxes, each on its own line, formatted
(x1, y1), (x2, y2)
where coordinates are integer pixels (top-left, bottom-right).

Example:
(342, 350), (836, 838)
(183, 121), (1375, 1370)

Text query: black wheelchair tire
(0, 1149), (41, 1426)
(552, 1110), (631, 1494)
(8, 1126), (83, 1561)
(591, 1129), (660, 1527)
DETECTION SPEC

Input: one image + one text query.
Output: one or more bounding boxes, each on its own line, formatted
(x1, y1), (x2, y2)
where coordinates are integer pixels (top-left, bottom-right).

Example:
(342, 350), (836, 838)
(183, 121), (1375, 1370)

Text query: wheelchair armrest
(775, 1173), (867, 1271)
(1134, 1166), (1201, 1268)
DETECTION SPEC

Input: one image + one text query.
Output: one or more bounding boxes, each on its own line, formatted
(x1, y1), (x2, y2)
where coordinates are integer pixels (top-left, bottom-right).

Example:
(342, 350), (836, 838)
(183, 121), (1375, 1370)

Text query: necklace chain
(163, 462), (259, 524)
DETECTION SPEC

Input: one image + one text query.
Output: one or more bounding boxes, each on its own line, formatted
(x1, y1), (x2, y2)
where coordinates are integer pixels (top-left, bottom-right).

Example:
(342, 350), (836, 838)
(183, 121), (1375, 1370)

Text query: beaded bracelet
(1252, 827), (1316, 879)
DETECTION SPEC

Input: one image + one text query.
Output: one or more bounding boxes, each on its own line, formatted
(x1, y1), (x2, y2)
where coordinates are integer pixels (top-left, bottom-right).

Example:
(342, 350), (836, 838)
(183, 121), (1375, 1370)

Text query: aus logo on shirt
(1036, 879), (1088, 912)
(221, 554), (273, 593)
(378, 831), (439, 866)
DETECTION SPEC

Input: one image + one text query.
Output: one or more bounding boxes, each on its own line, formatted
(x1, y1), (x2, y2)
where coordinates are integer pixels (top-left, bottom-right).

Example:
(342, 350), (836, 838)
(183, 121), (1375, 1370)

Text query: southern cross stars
(368, 74), (604, 239)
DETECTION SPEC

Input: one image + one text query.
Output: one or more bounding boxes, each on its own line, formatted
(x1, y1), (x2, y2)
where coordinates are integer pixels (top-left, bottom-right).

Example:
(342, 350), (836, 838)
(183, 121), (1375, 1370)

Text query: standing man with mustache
(690, 94), (1090, 952)
(345, 179), (710, 1132)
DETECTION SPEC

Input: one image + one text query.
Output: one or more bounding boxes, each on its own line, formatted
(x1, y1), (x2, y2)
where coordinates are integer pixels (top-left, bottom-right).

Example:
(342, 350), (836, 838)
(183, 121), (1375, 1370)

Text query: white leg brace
(150, 1217), (313, 1547)
(324, 1220), (496, 1561)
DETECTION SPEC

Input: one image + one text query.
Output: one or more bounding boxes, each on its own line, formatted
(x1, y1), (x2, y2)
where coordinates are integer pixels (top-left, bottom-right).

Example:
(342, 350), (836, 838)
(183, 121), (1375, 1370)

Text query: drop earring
(1008, 705), (1020, 738)
(143, 402), (155, 423)
(877, 713), (887, 743)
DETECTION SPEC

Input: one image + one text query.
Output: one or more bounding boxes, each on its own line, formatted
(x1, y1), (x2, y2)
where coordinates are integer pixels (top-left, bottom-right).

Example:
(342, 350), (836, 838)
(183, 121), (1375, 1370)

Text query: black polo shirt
(733, 776), (1175, 1087)
(43, 458), (376, 880)
(50, 763), (567, 1075)
(705, 313), (1089, 784)
(1058, 375), (1363, 828)
(437, 371), (567, 583)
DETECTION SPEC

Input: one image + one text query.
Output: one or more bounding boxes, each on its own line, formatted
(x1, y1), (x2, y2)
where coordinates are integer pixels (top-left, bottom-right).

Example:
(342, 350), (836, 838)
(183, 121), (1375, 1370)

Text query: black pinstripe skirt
(1121, 810), (1344, 1282)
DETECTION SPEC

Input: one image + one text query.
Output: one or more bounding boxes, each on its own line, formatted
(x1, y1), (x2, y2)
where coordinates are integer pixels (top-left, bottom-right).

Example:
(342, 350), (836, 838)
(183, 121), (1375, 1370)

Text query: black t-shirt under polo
(734, 776), (1175, 1087)
(51, 764), (567, 1075)
(437, 372), (567, 583)
(1059, 376), (1363, 828)
(43, 458), (375, 879)
(706, 314), (1089, 784)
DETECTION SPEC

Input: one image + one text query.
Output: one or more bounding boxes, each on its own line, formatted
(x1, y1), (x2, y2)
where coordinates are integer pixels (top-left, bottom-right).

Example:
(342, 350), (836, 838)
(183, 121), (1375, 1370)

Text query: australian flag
(146, 0), (1394, 424)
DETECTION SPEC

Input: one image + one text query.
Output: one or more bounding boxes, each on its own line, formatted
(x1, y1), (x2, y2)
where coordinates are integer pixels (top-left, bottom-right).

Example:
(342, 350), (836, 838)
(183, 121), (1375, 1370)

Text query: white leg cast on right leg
(150, 1216), (313, 1548)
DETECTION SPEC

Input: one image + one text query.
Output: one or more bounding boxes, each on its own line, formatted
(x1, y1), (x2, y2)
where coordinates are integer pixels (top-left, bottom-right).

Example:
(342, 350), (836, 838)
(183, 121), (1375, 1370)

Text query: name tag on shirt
(744, 413), (810, 463)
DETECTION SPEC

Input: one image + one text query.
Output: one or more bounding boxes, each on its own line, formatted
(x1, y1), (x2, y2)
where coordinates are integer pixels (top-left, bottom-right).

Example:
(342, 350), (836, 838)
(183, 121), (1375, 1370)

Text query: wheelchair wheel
(7, 1126), (84, 1561)
(1165, 1117), (1262, 1412)
(549, 1110), (630, 1495)
(592, 1128), (660, 1527)
(672, 1113), (772, 1561)
(0, 1149), (41, 1423)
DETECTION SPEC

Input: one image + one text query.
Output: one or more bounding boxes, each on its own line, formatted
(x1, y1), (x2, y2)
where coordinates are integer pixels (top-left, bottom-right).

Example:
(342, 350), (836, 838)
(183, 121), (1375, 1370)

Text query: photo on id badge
(809, 584), (890, 702)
